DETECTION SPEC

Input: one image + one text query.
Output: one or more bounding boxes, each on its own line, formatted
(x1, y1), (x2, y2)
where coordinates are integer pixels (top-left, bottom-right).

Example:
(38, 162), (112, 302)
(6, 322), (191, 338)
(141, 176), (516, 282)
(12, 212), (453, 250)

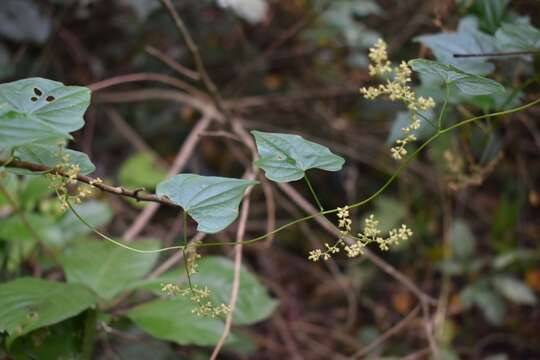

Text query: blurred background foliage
(1, 0), (540, 359)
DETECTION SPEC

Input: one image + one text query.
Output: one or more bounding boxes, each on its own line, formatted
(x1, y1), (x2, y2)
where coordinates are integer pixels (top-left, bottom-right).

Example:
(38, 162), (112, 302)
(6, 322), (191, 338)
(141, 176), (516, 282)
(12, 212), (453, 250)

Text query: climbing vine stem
(52, 97), (540, 252)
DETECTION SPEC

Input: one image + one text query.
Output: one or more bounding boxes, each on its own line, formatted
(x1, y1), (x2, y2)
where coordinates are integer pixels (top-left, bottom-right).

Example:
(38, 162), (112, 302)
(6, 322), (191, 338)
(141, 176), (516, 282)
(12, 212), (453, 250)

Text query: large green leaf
(0, 278), (96, 344)
(252, 130), (345, 183)
(9, 144), (95, 175)
(409, 59), (505, 95)
(0, 78), (91, 150)
(156, 174), (258, 233)
(59, 238), (159, 301)
(56, 200), (113, 245)
(191, 256), (277, 325)
(131, 257), (277, 325)
(0, 213), (60, 271)
(473, 0), (510, 33)
(495, 22), (540, 52)
(127, 297), (230, 346)
(415, 16), (496, 74)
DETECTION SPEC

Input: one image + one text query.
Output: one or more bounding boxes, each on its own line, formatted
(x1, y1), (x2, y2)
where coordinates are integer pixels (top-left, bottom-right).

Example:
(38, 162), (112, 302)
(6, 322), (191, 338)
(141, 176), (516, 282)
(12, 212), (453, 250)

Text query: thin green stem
(438, 83), (450, 129)
(66, 198), (184, 254)
(183, 211), (193, 290)
(81, 309), (97, 360)
(62, 98), (540, 252)
(304, 174), (324, 211)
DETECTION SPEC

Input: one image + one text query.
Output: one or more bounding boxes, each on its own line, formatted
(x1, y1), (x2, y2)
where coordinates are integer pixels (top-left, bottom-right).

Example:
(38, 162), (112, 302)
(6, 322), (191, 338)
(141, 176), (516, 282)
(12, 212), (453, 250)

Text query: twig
(0, 159), (176, 206)
(351, 306), (420, 359)
(145, 45), (200, 80)
(210, 172), (255, 360)
(160, 0), (234, 124)
(88, 72), (203, 96)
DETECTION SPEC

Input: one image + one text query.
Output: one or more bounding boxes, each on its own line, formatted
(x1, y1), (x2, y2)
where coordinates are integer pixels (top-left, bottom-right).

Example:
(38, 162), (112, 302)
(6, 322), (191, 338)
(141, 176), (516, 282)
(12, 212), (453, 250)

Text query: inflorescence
(308, 205), (413, 261)
(360, 39), (436, 160)
(161, 282), (231, 318)
(46, 144), (96, 210)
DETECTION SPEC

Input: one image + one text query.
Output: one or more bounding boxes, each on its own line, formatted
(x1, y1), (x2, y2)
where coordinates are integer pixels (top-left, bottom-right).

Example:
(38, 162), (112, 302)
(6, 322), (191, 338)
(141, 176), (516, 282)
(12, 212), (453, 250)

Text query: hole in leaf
(30, 97), (38, 102)
(33, 88), (43, 96)
(46, 96), (55, 102)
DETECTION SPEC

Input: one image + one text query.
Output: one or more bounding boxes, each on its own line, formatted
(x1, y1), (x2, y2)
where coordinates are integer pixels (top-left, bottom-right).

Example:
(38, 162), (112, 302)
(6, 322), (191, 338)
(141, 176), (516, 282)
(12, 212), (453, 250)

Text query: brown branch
(160, 0), (234, 124)
(0, 158), (176, 207)
(351, 306), (421, 359)
(145, 45), (200, 81)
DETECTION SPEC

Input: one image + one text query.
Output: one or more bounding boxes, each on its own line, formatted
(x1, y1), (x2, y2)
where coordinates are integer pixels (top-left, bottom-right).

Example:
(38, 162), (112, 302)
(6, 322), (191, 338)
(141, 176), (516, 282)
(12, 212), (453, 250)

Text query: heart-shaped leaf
(415, 16), (496, 75)
(251, 130), (345, 183)
(409, 59), (505, 95)
(495, 22), (540, 52)
(0, 278), (96, 345)
(156, 174), (258, 233)
(0, 78), (91, 150)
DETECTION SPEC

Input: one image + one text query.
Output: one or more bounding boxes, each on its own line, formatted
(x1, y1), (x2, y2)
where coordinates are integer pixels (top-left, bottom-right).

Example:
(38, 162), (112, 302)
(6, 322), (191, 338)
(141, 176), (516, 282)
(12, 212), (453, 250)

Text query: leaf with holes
(156, 174), (258, 233)
(0, 278), (96, 346)
(409, 59), (505, 95)
(252, 130), (345, 183)
(0, 78), (91, 150)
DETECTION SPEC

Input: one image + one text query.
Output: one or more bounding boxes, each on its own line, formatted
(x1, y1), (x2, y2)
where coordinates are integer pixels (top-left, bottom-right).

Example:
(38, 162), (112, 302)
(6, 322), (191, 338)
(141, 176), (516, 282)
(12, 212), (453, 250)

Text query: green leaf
(492, 275), (537, 305)
(387, 110), (436, 145)
(372, 196), (407, 233)
(0, 0), (51, 44)
(8, 144), (95, 175)
(9, 316), (85, 360)
(156, 174), (258, 233)
(460, 281), (506, 325)
(0, 278), (96, 345)
(252, 130), (345, 183)
(495, 22), (540, 52)
(449, 219), (475, 260)
(473, 0), (510, 33)
(191, 256), (278, 325)
(56, 200), (113, 246)
(415, 16), (496, 74)
(119, 152), (167, 190)
(127, 297), (230, 346)
(59, 238), (159, 301)
(0, 213), (60, 271)
(409, 59), (505, 95)
(0, 78), (91, 150)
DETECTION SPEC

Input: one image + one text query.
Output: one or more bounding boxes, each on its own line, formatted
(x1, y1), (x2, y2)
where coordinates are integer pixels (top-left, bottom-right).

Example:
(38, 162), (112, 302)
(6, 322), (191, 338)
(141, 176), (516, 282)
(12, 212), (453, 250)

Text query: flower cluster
(307, 206), (352, 261)
(160, 283), (231, 318)
(308, 208), (413, 261)
(360, 39), (436, 160)
(345, 215), (413, 257)
(46, 146), (96, 211)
